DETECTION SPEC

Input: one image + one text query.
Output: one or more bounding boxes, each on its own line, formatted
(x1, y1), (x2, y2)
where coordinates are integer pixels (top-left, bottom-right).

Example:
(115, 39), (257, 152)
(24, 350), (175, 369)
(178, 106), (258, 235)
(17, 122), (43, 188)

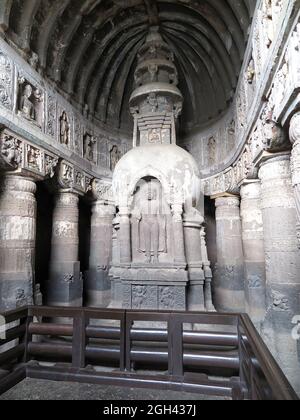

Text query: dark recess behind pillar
(35, 182), (54, 299)
(205, 196), (217, 268)
(79, 198), (91, 281)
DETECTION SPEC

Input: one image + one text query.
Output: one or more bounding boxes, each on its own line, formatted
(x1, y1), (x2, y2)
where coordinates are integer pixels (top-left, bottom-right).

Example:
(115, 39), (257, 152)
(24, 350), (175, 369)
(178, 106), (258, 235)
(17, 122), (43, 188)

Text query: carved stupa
(111, 27), (214, 311)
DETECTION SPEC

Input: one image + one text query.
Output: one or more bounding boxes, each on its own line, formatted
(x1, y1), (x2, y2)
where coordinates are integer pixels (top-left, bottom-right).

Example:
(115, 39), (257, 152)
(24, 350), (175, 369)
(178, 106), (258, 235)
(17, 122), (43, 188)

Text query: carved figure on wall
(20, 84), (35, 121)
(110, 145), (121, 171)
(262, 109), (289, 152)
(208, 136), (216, 165)
(27, 145), (42, 171)
(132, 286), (147, 309)
(60, 111), (70, 145)
(1, 135), (22, 167)
(135, 182), (166, 264)
(84, 133), (96, 162)
(246, 58), (256, 84)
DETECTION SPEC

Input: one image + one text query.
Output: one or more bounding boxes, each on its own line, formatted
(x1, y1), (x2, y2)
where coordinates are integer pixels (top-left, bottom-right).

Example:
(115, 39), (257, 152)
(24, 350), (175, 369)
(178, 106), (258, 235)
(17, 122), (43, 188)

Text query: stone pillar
(0, 175), (36, 311)
(289, 112), (300, 248)
(214, 195), (245, 312)
(240, 181), (266, 325)
(183, 210), (205, 311)
(47, 190), (82, 307)
(86, 201), (115, 307)
(171, 204), (186, 266)
(109, 215), (122, 308)
(119, 206), (131, 265)
(200, 227), (215, 311)
(259, 155), (300, 392)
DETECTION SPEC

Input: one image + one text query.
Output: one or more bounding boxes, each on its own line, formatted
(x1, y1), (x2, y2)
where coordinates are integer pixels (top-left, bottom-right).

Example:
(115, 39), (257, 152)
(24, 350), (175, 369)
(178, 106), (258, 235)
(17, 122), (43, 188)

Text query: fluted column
(240, 181), (266, 324)
(200, 227), (215, 311)
(214, 195), (245, 312)
(47, 190), (82, 307)
(86, 201), (115, 307)
(289, 112), (300, 248)
(0, 175), (36, 311)
(183, 209), (205, 311)
(259, 155), (300, 392)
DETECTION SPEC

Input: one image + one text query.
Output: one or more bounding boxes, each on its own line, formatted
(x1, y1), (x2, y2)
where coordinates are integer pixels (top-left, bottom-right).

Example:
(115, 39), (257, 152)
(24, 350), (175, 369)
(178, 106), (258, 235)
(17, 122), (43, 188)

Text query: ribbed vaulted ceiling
(1, 0), (256, 134)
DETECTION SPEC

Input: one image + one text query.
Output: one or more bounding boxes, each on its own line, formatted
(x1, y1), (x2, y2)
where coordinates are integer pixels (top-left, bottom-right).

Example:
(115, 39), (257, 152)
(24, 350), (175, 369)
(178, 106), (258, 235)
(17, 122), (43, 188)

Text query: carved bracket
(0, 128), (58, 179)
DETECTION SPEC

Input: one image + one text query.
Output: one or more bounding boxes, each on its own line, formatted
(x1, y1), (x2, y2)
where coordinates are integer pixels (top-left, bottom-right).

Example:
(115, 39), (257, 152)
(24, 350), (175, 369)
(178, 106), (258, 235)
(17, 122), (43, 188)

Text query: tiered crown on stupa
(129, 27), (183, 147)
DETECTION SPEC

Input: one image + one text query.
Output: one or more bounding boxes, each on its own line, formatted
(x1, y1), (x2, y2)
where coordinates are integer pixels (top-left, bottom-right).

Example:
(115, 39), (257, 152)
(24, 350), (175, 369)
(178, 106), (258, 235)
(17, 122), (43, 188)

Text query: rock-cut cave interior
(0, 0), (300, 401)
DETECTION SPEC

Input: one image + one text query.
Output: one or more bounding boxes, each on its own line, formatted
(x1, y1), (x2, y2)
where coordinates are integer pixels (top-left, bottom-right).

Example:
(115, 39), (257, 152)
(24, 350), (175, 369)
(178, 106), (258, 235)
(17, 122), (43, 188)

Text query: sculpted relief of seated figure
(20, 84), (35, 120)
(133, 180), (167, 264)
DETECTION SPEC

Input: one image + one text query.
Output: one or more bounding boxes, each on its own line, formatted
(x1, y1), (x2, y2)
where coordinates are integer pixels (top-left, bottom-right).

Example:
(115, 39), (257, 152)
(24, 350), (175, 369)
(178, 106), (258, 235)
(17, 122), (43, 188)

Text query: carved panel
(46, 94), (57, 138)
(0, 50), (13, 110)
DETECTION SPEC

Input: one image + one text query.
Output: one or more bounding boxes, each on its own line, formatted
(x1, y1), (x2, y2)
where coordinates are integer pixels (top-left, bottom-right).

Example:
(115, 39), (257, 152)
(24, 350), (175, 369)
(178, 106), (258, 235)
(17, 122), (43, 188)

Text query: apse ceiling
(2, 0), (256, 134)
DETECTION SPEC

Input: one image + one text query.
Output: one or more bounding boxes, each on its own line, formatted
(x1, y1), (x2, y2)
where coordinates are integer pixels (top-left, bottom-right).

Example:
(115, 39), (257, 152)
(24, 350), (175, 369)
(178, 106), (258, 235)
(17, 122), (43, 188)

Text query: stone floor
(0, 378), (225, 400)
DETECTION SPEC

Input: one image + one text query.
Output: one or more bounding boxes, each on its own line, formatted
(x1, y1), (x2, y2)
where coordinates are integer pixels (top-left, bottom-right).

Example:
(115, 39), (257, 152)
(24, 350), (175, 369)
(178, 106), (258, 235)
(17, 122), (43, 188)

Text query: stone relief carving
(272, 291), (290, 312)
(131, 178), (169, 264)
(74, 118), (83, 156)
(0, 133), (22, 168)
(132, 285), (147, 309)
(110, 145), (121, 171)
(56, 160), (93, 195)
(261, 106), (289, 152)
(26, 144), (43, 172)
(59, 111), (70, 146)
(92, 179), (113, 203)
(46, 94), (57, 138)
(0, 51), (12, 109)
(0, 128), (60, 178)
(18, 78), (43, 127)
(208, 136), (216, 166)
(83, 132), (96, 162)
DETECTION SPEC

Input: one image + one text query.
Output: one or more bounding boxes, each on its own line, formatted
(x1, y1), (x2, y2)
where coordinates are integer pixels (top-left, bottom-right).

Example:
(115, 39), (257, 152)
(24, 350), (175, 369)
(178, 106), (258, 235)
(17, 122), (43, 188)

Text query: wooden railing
(0, 306), (298, 400)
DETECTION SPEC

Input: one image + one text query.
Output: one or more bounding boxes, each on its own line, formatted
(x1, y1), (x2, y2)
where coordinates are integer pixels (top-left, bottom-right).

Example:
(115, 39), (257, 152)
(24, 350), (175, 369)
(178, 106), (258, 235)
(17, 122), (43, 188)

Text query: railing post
(237, 316), (250, 400)
(72, 311), (87, 369)
(119, 311), (126, 371)
(168, 315), (183, 377)
(125, 315), (132, 372)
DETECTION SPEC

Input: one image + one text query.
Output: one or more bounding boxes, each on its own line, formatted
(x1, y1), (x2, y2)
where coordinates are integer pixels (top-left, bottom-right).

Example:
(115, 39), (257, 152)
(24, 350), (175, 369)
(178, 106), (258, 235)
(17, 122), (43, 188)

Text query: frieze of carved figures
(0, 51), (13, 110)
(18, 77), (44, 128)
(26, 144), (43, 173)
(91, 178), (113, 203)
(45, 154), (59, 178)
(0, 129), (59, 178)
(204, 139), (256, 196)
(57, 160), (93, 195)
(0, 132), (23, 169)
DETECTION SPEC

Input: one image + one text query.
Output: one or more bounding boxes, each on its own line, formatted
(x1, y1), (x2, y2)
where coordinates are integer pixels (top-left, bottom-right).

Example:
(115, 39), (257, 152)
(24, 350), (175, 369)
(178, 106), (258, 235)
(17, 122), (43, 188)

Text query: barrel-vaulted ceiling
(1, 0), (256, 134)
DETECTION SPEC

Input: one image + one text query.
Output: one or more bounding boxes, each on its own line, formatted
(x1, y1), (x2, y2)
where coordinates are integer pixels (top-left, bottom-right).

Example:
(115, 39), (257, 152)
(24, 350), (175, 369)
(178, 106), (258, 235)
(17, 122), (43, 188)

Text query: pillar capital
(240, 180), (261, 200)
(215, 194), (240, 208)
(91, 178), (114, 203)
(0, 174), (36, 194)
(258, 154), (292, 181)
